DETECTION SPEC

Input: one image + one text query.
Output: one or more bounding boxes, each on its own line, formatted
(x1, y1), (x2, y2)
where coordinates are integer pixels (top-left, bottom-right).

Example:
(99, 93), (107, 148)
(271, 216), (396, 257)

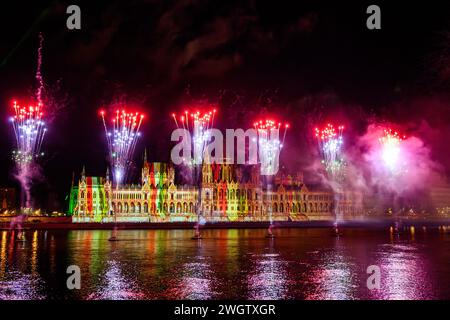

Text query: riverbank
(0, 216), (449, 230)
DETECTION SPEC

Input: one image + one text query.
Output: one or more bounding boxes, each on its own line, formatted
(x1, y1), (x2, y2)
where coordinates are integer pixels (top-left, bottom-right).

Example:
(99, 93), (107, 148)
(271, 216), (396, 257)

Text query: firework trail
(315, 124), (345, 180)
(100, 109), (144, 188)
(172, 109), (217, 165)
(172, 108), (217, 238)
(314, 123), (344, 233)
(253, 119), (289, 235)
(254, 119), (289, 176)
(10, 101), (47, 209)
(35, 33), (44, 106)
(9, 34), (47, 210)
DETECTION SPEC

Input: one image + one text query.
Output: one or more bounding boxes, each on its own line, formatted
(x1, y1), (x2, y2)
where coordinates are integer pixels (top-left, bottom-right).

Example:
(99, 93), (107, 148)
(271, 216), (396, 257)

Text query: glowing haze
(356, 124), (439, 194)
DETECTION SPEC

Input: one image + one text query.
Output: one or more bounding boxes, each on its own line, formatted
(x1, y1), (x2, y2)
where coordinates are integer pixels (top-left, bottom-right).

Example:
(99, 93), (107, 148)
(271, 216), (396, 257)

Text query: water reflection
(0, 231), (46, 299)
(0, 228), (448, 300)
(31, 230), (38, 274)
(247, 241), (288, 299)
(371, 243), (436, 300)
(0, 271), (45, 300)
(0, 231), (7, 278)
(88, 260), (144, 300)
(305, 249), (358, 300)
(176, 252), (214, 299)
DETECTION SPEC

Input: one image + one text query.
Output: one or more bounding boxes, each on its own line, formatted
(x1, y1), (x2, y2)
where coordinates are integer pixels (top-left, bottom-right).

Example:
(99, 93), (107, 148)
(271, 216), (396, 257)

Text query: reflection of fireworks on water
(379, 128), (406, 174)
(100, 109), (144, 187)
(10, 101), (47, 166)
(172, 109), (217, 165)
(315, 124), (344, 179)
(253, 119), (289, 176)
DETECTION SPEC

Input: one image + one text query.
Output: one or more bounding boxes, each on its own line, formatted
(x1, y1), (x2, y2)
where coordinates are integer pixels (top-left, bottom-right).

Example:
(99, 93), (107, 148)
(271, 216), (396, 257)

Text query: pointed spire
(106, 167), (110, 183)
(81, 166), (86, 181)
(144, 148), (147, 163)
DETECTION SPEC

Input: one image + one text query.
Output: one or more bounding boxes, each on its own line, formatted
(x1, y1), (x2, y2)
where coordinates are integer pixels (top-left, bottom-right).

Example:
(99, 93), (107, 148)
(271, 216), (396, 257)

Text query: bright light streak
(315, 123), (344, 179)
(100, 109), (144, 187)
(254, 119), (289, 176)
(379, 128), (405, 174)
(10, 101), (46, 166)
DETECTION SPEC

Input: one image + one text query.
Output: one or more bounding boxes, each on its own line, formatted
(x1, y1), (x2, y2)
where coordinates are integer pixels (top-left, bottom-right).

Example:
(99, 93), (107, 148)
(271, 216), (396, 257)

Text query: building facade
(69, 161), (364, 223)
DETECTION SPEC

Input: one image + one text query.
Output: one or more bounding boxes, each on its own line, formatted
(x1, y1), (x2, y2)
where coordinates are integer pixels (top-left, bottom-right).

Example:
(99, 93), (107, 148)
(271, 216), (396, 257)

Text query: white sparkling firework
(10, 101), (47, 167)
(254, 119), (289, 176)
(100, 109), (144, 187)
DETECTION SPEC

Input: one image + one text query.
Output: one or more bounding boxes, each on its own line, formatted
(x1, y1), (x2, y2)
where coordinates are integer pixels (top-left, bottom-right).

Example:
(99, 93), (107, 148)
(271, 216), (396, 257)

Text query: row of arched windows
(108, 199), (332, 214)
(111, 202), (196, 214)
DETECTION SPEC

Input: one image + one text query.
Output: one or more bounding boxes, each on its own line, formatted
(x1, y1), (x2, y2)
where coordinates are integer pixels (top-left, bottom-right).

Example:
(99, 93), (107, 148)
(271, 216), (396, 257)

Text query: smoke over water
(14, 163), (43, 209)
(309, 121), (444, 215)
(356, 124), (440, 194)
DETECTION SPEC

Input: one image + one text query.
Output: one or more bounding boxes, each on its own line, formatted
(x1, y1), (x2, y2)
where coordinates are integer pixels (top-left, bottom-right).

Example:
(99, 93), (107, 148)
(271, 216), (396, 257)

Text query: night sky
(1, 0), (450, 210)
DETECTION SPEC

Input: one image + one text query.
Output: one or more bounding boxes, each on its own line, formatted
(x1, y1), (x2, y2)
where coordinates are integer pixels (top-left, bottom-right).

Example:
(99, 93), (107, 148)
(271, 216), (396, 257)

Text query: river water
(0, 227), (449, 300)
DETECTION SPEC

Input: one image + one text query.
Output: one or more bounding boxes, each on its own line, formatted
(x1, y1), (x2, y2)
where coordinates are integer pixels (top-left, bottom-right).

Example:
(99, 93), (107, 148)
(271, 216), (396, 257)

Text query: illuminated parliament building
(68, 158), (364, 223)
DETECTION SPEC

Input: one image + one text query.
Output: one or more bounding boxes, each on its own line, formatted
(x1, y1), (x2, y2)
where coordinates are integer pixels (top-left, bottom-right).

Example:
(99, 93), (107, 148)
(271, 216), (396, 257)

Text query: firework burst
(254, 119), (289, 176)
(172, 108), (217, 165)
(379, 128), (406, 174)
(10, 101), (47, 166)
(171, 108), (217, 238)
(100, 109), (144, 187)
(315, 123), (344, 179)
